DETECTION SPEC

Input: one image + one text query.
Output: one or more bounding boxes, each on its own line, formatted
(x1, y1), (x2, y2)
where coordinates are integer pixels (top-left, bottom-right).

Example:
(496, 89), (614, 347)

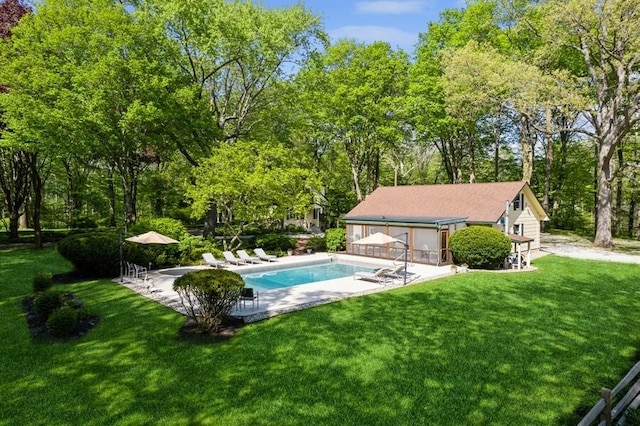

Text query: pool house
(343, 181), (548, 266)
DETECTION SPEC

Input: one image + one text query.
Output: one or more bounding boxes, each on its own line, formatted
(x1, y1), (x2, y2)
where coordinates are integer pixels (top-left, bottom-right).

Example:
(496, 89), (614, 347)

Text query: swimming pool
(241, 262), (375, 292)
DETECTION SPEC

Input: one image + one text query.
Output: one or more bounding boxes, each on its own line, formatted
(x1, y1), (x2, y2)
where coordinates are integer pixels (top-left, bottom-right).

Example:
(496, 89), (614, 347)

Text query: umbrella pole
(403, 232), (408, 285)
(119, 229), (124, 283)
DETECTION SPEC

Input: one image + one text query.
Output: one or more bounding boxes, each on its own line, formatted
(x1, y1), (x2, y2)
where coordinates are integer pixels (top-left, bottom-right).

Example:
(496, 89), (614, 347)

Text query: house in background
(343, 181), (548, 265)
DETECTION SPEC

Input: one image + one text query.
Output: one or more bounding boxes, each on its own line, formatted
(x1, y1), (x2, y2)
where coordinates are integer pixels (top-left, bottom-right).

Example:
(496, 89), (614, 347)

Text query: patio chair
(222, 251), (248, 265)
(254, 248), (278, 262)
(236, 250), (262, 264)
(202, 252), (226, 268)
(238, 287), (259, 310)
(354, 267), (392, 283)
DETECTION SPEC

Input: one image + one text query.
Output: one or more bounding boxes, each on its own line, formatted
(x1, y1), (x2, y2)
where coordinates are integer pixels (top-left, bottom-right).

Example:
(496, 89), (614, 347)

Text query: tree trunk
(29, 153), (43, 249)
(0, 150), (30, 238)
(613, 147), (624, 236)
(468, 130), (476, 184)
(594, 143), (614, 248)
(521, 117), (534, 184)
(542, 106), (553, 215)
(493, 120), (500, 182)
(107, 165), (117, 228)
(203, 200), (217, 238)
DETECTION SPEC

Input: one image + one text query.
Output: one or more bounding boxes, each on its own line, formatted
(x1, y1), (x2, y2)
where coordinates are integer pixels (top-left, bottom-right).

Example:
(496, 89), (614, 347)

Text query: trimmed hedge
(449, 226), (511, 269)
(173, 269), (244, 333)
(57, 231), (120, 278)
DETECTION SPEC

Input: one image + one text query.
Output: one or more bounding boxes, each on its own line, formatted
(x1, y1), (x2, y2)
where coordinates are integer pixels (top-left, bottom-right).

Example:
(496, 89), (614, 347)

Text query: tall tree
(537, 0), (640, 247)
(1, 0), (186, 227)
(151, 0), (325, 235)
(296, 40), (409, 201)
(0, 0), (31, 240)
(188, 140), (319, 249)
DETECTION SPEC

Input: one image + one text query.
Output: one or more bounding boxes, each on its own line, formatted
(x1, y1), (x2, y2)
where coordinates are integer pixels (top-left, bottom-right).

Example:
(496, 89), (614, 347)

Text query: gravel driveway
(540, 233), (640, 264)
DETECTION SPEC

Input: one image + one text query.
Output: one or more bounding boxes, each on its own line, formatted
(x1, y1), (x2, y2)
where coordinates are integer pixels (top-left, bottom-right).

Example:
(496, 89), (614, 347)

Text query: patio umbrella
(120, 231), (179, 282)
(351, 232), (408, 285)
(351, 232), (403, 246)
(125, 231), (179, 245)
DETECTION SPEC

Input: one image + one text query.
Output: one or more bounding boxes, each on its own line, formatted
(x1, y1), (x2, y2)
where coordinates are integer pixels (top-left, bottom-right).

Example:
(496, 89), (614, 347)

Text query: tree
(0, 0), (187, 227)
(149, 0), (325, 235)
(0, 0), (31, 240)
(187, 140), (320, 249)
(537, 0), (640, 247)
(295, 40), (409, 201)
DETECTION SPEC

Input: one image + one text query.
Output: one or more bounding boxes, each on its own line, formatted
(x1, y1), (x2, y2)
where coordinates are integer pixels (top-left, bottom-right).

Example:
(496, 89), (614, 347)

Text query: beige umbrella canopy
(125, 231), (179, 245)
(351, 232), (403, 245)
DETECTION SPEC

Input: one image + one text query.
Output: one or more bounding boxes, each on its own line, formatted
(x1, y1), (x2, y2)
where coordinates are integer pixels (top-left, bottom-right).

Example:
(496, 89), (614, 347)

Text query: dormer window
(513, 193), (524, 210)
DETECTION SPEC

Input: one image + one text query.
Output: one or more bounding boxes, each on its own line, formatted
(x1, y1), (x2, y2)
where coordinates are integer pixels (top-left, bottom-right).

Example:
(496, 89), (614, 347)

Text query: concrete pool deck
(117, 253), (453, 323)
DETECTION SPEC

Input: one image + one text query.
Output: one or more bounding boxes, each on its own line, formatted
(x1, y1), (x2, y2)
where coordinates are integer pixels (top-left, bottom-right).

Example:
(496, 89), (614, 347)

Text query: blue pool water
(241, 262), (374, 292)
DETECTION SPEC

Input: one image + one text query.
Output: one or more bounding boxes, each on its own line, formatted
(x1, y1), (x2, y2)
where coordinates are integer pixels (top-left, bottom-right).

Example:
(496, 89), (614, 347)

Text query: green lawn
(1, 248), (639, 425)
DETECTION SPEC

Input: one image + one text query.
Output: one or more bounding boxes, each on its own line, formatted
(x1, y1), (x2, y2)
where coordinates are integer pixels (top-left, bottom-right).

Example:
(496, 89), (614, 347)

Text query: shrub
(173, 269), (244, 333)
(126, 217), (189, 268)
(129, 217), (189, 241)
(46, 307), (78, 338)
(34, 290), (64, 321)
(33, 272), (53, 293)
(325, 228), (346, 252)
(178, 236), (223, 265)
(449, 226), (511, 269)
(306, 236), (326, 252)
(254, 233), (295, 252)
(58, 231), (120, 278)
(69, 216), (98, 229)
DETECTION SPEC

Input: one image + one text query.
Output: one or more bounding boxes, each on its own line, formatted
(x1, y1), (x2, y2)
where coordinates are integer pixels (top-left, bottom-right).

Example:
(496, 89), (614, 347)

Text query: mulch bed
(52, 271), (90, 284)
(177, 316), (245, 343)
(22, 294), (99, 341)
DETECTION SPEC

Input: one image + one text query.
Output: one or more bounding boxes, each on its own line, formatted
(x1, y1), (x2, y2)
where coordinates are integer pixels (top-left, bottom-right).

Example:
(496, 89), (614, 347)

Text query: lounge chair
(222, 251), (247, 265)
(384, 264), (406, 280)
(254, 248), (278, 262)
(354, 267), (392, 283)
(237, 250), (261, 264)
(202, 252), (226, 268)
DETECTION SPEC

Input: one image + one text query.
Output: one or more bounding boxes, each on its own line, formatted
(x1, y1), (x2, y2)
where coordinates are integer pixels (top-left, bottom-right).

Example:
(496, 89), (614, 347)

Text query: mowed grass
(1, 248), (639, 425)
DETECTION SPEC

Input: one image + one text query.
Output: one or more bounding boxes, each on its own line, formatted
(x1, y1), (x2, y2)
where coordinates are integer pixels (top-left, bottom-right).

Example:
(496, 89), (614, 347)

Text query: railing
(578, 360), (640, 426)
(345, 245), (452, 266)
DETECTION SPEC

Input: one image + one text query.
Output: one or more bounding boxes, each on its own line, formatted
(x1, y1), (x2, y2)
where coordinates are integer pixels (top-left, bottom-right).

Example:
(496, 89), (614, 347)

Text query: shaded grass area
(1, 247), (639, 425)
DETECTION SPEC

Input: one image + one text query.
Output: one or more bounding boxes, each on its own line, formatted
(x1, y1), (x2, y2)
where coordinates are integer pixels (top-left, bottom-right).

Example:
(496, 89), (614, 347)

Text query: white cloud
(356, 1), (426, 15)
(330, 25), (418, 48)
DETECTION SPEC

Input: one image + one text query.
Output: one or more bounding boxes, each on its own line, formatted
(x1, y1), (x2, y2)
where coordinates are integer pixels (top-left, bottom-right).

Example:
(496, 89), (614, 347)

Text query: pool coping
(115, 253), (453, 323)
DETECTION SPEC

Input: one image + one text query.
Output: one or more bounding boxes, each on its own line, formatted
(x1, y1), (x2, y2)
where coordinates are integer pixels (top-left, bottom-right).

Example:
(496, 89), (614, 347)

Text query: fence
(578, 360), (640, 425)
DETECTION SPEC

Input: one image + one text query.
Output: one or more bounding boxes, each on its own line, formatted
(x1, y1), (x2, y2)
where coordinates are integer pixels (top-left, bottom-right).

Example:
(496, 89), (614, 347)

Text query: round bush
(254, 233), (295, 252)
(173, 269), (244, 332)
(57, 231), (120, 278)
(449, 226), (511, 269)
(325, 228), (346, 252)
(34, 290), (64, 321)
(33, 272), (53, 293)
(46, 307), (79, 338)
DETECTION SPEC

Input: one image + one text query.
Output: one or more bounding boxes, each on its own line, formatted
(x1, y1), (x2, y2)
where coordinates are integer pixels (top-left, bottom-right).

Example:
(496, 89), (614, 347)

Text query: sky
(260, 0), (467, 53)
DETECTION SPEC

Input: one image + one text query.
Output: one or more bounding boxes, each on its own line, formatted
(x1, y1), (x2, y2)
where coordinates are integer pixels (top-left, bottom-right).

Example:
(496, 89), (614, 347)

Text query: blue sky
(260, 0), (466, 53)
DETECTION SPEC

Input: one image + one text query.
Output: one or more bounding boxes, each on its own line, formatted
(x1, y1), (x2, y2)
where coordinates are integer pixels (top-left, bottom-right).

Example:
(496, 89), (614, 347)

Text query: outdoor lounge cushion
(202, 253), (226, 268)
(254, 248), (278, 262)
